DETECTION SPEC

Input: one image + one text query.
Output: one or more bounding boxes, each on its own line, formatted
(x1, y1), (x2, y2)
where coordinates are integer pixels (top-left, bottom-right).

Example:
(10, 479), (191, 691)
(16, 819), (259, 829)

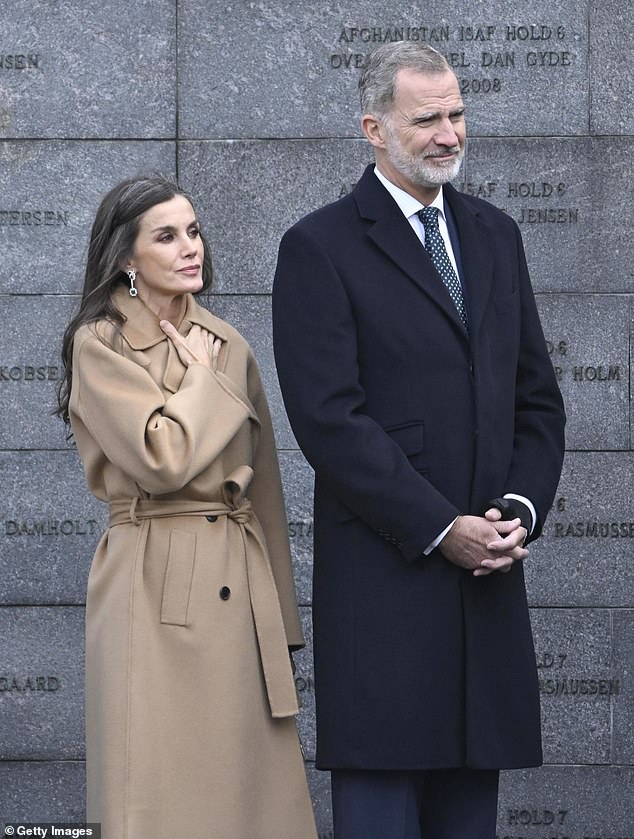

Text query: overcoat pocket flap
(160, 529), (197, 626)
(384, 421), (425, 455)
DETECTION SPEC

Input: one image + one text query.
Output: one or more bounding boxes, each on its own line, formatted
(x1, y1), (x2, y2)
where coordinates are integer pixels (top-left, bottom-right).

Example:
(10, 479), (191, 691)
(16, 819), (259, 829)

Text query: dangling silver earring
(127, 268), (138, 297)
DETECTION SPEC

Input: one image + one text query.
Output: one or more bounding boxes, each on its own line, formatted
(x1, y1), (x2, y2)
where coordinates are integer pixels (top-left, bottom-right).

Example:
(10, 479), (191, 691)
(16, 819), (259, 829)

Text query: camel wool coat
(69, 285), (316, 839)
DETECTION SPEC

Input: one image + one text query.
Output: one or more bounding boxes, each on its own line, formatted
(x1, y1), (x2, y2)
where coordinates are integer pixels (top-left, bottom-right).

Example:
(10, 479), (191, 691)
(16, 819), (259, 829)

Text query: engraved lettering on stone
(481, 51), (515, 68)
(339, 183), (358, 198)
(445, 52), (471, 68)
(294, 676), (315, 694)
(506, 808), (568, 827)
(0, 54), (40, 70)
(526, 50), (572, 66)
(536, 652), (568, 668)
(0, 209), (68, 226)
(458, 77), (502, 94)
(461, 181), (499, 198)
(329, 52), (368, 69)
(547, 495), (633, 539)
(508, 182), (567, 197)
(288, 520), (314, 540)
(504, 25), (567, 41)
(516, 207), (579, 224)
(0, 366), (59, 382)
(572, 365), (621, 382)
(0, 675), (60, 692)
(508, 180), (577, 225)
(461, 182), (579, 224)
(539, 677), (620, 696)
(535, 645), (621, 698)
(458, 26), (497, 41)
(545, 341), (569, 356)
(553, 521), (634, 538)
(546, 342), (567, 382)
(543, 340), (623, 386)
(330, 22), (575, 96)
(337, 26), (451, 44)
(4, 519), (100, 537)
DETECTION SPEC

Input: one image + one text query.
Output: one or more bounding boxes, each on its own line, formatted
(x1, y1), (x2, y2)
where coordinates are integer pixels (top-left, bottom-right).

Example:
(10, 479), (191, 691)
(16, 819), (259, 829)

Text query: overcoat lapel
(112, 286), (257, 416)
(114, 285), (231, 353)
(353, 167), (468, 337)
(353, 167), (497, 341)
(443, 182), (495, 341)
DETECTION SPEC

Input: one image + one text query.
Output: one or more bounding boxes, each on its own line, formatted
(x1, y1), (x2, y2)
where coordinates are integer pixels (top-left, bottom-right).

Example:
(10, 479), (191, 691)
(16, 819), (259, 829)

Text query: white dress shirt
(374, 166), (460, 277)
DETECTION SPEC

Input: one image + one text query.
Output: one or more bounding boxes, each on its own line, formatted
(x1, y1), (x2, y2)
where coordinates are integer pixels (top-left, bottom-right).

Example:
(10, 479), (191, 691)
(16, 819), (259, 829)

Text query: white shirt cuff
(503, 493), (537, 534)
(423, 516), (459, 556)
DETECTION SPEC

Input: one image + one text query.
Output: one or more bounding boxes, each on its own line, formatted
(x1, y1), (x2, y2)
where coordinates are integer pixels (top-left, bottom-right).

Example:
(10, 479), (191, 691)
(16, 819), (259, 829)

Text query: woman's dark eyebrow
(150, 220), (199, 234)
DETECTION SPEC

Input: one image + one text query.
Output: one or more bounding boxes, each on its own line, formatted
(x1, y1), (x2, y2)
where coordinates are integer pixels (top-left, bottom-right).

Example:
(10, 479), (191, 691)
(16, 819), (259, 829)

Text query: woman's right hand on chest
(160, 320), (223, 372)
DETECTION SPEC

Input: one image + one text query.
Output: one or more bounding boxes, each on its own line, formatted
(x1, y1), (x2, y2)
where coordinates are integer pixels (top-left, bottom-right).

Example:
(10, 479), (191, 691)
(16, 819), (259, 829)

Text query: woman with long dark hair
(57, 175), (316, 839)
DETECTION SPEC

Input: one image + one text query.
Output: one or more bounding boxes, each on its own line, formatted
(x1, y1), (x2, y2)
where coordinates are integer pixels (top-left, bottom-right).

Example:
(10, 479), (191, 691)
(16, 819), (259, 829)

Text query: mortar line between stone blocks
(0, 603), (85, 609)
(0, 757), (86, 764)
(609, 607), (615, 764)
(627, 296), (634, 451)
(586, 3), (593, 137)
(174, 0), (180, 181)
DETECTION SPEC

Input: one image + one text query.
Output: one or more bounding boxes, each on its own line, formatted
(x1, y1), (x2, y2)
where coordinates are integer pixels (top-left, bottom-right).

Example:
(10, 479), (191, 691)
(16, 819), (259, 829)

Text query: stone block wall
(1, 1), (632, 835)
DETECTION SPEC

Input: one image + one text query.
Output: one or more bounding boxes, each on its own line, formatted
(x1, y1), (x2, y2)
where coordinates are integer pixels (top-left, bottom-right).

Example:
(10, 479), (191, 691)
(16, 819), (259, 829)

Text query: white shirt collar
(373, 165), (446, 220)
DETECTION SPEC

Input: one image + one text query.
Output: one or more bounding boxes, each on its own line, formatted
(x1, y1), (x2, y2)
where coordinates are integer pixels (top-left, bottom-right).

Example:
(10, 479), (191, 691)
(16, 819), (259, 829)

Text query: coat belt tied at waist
(108, 494), (299, 719)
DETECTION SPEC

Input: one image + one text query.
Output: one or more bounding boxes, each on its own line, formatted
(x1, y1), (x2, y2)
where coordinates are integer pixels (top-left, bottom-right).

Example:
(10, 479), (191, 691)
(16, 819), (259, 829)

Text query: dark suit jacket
(272, 165), (566, 770)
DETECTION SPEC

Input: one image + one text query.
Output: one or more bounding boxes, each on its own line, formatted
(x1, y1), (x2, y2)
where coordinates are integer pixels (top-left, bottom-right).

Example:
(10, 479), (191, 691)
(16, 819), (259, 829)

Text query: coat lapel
(112, 286), (244, 398)
(113, 285), (232, 351)
(443, 183), (495, 341)
(353, 168), (497, 341)
(353, 167), (468, 337)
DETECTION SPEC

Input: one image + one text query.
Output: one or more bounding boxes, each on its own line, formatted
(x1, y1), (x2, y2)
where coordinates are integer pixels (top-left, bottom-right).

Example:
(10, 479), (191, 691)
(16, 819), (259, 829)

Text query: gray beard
(385, 130), (465, 188)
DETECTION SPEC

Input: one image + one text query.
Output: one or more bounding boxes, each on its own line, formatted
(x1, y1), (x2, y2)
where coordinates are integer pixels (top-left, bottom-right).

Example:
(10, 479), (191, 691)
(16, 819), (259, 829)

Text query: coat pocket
(160, 529), (197, 626)
(385, 421), (426, 472)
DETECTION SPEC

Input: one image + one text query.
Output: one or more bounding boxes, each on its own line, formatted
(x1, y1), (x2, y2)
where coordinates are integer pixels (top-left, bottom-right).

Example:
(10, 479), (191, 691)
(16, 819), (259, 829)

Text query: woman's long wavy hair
(56, 174), (213, 427)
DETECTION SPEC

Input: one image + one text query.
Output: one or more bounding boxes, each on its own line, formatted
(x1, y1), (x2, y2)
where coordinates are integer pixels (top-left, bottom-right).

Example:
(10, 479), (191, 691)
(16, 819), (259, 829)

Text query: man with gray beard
(273, 41), (565, 839)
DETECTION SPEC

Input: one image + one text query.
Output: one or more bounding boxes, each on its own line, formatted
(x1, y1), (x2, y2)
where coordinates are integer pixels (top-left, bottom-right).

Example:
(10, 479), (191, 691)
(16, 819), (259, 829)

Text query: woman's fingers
(160, 321), (222, 371)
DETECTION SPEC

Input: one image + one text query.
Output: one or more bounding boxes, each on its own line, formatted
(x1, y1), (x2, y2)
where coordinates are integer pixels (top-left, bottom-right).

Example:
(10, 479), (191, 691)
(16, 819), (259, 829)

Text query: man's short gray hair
(359, 41), (452, 117)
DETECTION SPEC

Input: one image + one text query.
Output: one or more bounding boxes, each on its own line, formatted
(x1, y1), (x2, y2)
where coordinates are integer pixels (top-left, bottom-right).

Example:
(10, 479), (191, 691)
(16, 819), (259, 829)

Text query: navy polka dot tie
(418, 206), (468, 330)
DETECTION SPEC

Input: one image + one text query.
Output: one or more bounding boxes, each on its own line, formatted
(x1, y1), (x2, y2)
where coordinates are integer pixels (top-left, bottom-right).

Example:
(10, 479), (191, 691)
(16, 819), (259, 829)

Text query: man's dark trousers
(331, 767), (499, 839)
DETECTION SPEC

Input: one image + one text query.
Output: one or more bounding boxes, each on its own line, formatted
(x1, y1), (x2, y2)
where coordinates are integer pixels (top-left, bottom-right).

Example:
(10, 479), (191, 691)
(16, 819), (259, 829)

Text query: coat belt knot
(226, 498), (253, 525)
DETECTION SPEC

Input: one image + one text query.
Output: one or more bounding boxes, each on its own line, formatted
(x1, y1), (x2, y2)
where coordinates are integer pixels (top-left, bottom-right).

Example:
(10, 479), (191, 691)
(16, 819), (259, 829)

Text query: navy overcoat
(272, 166), (566, 770)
